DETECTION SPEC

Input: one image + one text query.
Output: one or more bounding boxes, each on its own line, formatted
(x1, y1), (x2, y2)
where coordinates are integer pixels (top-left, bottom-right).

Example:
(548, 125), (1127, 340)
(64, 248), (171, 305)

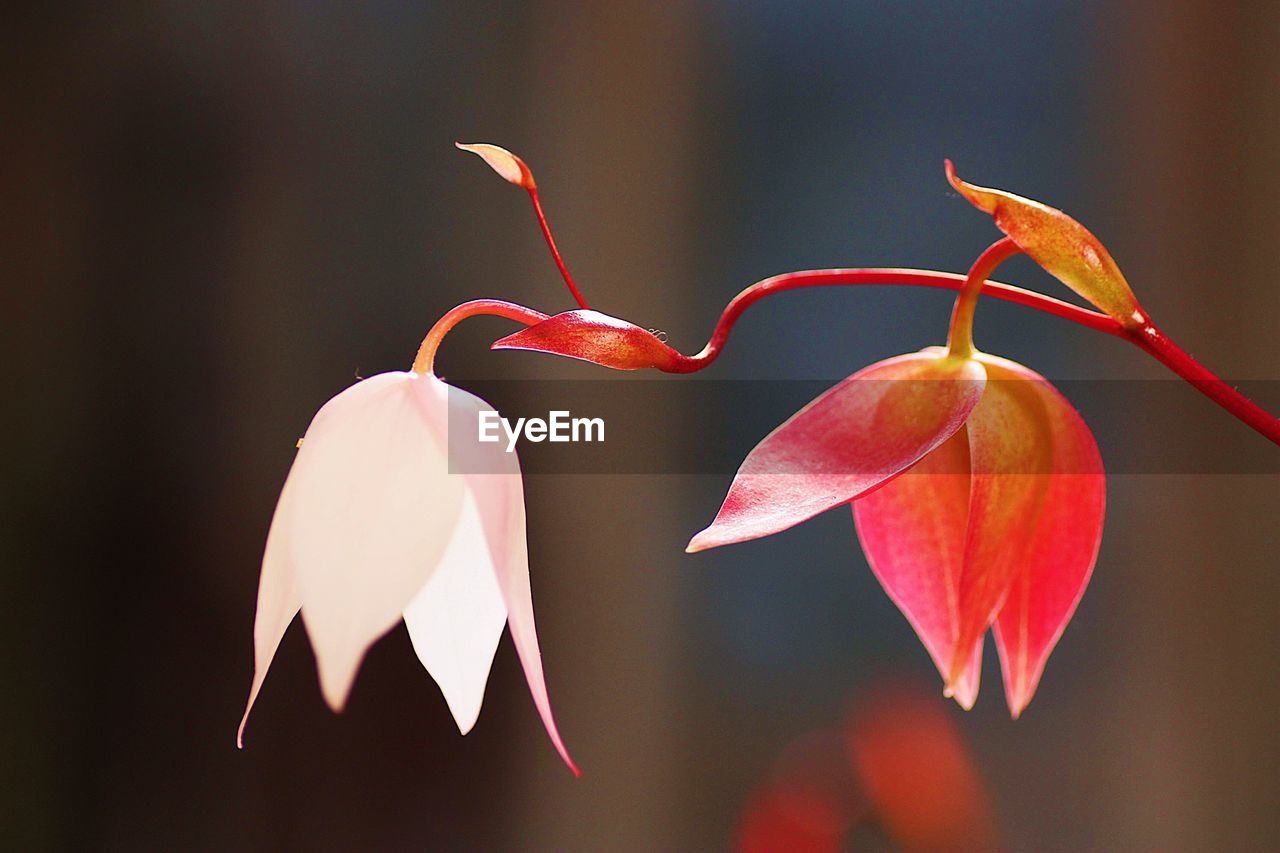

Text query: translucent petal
(290, 372), (464, 711)
(688, 351), (986, 552)
(946, 365), (1053, 687)
(982, 356), (1104, 718)
(415, 377), (579, 774)
(853, 430), (983, 708)
(403, 487), (507, 735)
(237, 470), (303, 747)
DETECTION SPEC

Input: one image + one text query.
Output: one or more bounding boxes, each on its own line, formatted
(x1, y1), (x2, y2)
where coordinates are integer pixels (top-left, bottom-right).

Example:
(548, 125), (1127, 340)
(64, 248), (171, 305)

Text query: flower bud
(947, 161), (1143, 326)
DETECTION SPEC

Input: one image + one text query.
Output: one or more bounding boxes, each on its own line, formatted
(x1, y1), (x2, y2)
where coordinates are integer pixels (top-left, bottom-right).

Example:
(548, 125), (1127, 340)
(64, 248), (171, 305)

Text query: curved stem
(946, 237), (1022, 358)
(412, 299), (548, 375)
(661, 266), (1279, 445)
(1127, 322), (1280, 444)
(666, 267), (1123, 372)
(528, 188), (590, 310)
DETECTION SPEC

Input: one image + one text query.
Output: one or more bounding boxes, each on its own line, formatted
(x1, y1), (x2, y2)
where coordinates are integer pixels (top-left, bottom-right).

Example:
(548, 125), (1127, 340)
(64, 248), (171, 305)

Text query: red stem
(413, 299), (548, 375)
(665, 267), (1123, 372)
(1126, 322), (1280, 444)
(528, 189), (590, 310)
(946, 238), (1023, 358)
(414, 276), (1279, 446)
(662, 267), (1280, 445)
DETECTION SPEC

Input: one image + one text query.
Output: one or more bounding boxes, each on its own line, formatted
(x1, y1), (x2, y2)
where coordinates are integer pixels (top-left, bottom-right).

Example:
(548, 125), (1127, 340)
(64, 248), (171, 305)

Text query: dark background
(4, 2), (1278, 850)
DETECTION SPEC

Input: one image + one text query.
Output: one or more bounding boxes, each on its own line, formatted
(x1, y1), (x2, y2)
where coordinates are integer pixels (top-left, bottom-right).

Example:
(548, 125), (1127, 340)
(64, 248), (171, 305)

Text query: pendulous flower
(688, 238), (1105, 717)
(238, 358), (576, 774)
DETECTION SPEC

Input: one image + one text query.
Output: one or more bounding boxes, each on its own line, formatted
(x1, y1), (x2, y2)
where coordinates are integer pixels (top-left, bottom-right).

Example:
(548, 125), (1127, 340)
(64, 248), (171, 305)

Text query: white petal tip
(321, 684), (353, 714)
(447, 700), (483, 735)
(315, 648), (364, 714)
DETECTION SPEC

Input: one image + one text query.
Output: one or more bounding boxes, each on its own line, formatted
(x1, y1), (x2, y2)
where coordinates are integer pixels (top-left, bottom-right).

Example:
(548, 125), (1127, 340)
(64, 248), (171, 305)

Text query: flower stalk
(946, 238), (1023, 359)
(413, 299), (548, 375)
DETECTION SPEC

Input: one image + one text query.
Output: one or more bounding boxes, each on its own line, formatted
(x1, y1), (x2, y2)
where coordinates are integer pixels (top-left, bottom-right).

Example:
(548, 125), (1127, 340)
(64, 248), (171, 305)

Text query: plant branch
(1126, 322), (1280, 444)
(672, 267), (1123, 372)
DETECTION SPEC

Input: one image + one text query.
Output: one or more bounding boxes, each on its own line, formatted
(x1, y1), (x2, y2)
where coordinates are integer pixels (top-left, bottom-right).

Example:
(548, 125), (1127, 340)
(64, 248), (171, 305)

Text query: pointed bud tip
(944, 159), (995, 213)
(943, 162), (1139, 320)
(456, 142), (535, 190)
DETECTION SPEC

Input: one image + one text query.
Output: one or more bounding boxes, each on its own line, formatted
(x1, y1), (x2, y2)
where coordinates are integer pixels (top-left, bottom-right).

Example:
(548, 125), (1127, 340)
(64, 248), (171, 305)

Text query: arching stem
(665, 265), (1279, 444)
(413, 299), (548, 375)
(527, 188), (590, 310)
(946, 237), (1023, 358)
(669, 266), (1121, 372)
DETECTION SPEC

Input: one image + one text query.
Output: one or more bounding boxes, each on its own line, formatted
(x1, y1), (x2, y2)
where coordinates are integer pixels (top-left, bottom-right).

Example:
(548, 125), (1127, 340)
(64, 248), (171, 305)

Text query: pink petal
(982, 356), (1104, 718)
(492, 309), (688, 372)
(237, 472), (303, 747)
(688, 351), (987, 552)
(288, 372), (465, 711)
(853, 431), (983, 708)
(945, 364), (1056, 689)
(414, 377), (579, 774)
(403, 487), (507, 735)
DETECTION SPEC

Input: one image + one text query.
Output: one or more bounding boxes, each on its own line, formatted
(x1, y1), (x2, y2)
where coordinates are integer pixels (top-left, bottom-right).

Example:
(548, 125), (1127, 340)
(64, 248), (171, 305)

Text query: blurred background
(4, 1), (1278, 849)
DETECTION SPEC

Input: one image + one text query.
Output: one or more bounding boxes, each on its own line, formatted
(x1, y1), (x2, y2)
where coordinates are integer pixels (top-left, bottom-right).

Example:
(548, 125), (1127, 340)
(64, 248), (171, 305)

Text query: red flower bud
(492, 309), (693, 372)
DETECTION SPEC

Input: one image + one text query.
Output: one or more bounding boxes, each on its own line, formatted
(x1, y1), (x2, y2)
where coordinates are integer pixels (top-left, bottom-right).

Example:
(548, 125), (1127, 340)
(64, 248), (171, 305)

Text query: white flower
(237, 370), (576, 774)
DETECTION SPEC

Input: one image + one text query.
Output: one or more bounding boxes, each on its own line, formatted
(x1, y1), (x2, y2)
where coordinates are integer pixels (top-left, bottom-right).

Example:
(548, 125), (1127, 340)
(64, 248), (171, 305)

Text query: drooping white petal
(403, 487), (507, 735)
(413, 376), (579, 774)
(289, 372), (465, 711)
(237, 471), (303, 747)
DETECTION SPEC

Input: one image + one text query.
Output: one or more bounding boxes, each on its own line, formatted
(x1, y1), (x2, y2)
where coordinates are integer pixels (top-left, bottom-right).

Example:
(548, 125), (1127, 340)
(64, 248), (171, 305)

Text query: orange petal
(945, 360), (1055, 689)
(946, 161), (1141, 325)
(853, 431), (983, 708)
(945, 356), (1104, 716)
(983, 356), (1104, 718)
(688, 350), (986, 551)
